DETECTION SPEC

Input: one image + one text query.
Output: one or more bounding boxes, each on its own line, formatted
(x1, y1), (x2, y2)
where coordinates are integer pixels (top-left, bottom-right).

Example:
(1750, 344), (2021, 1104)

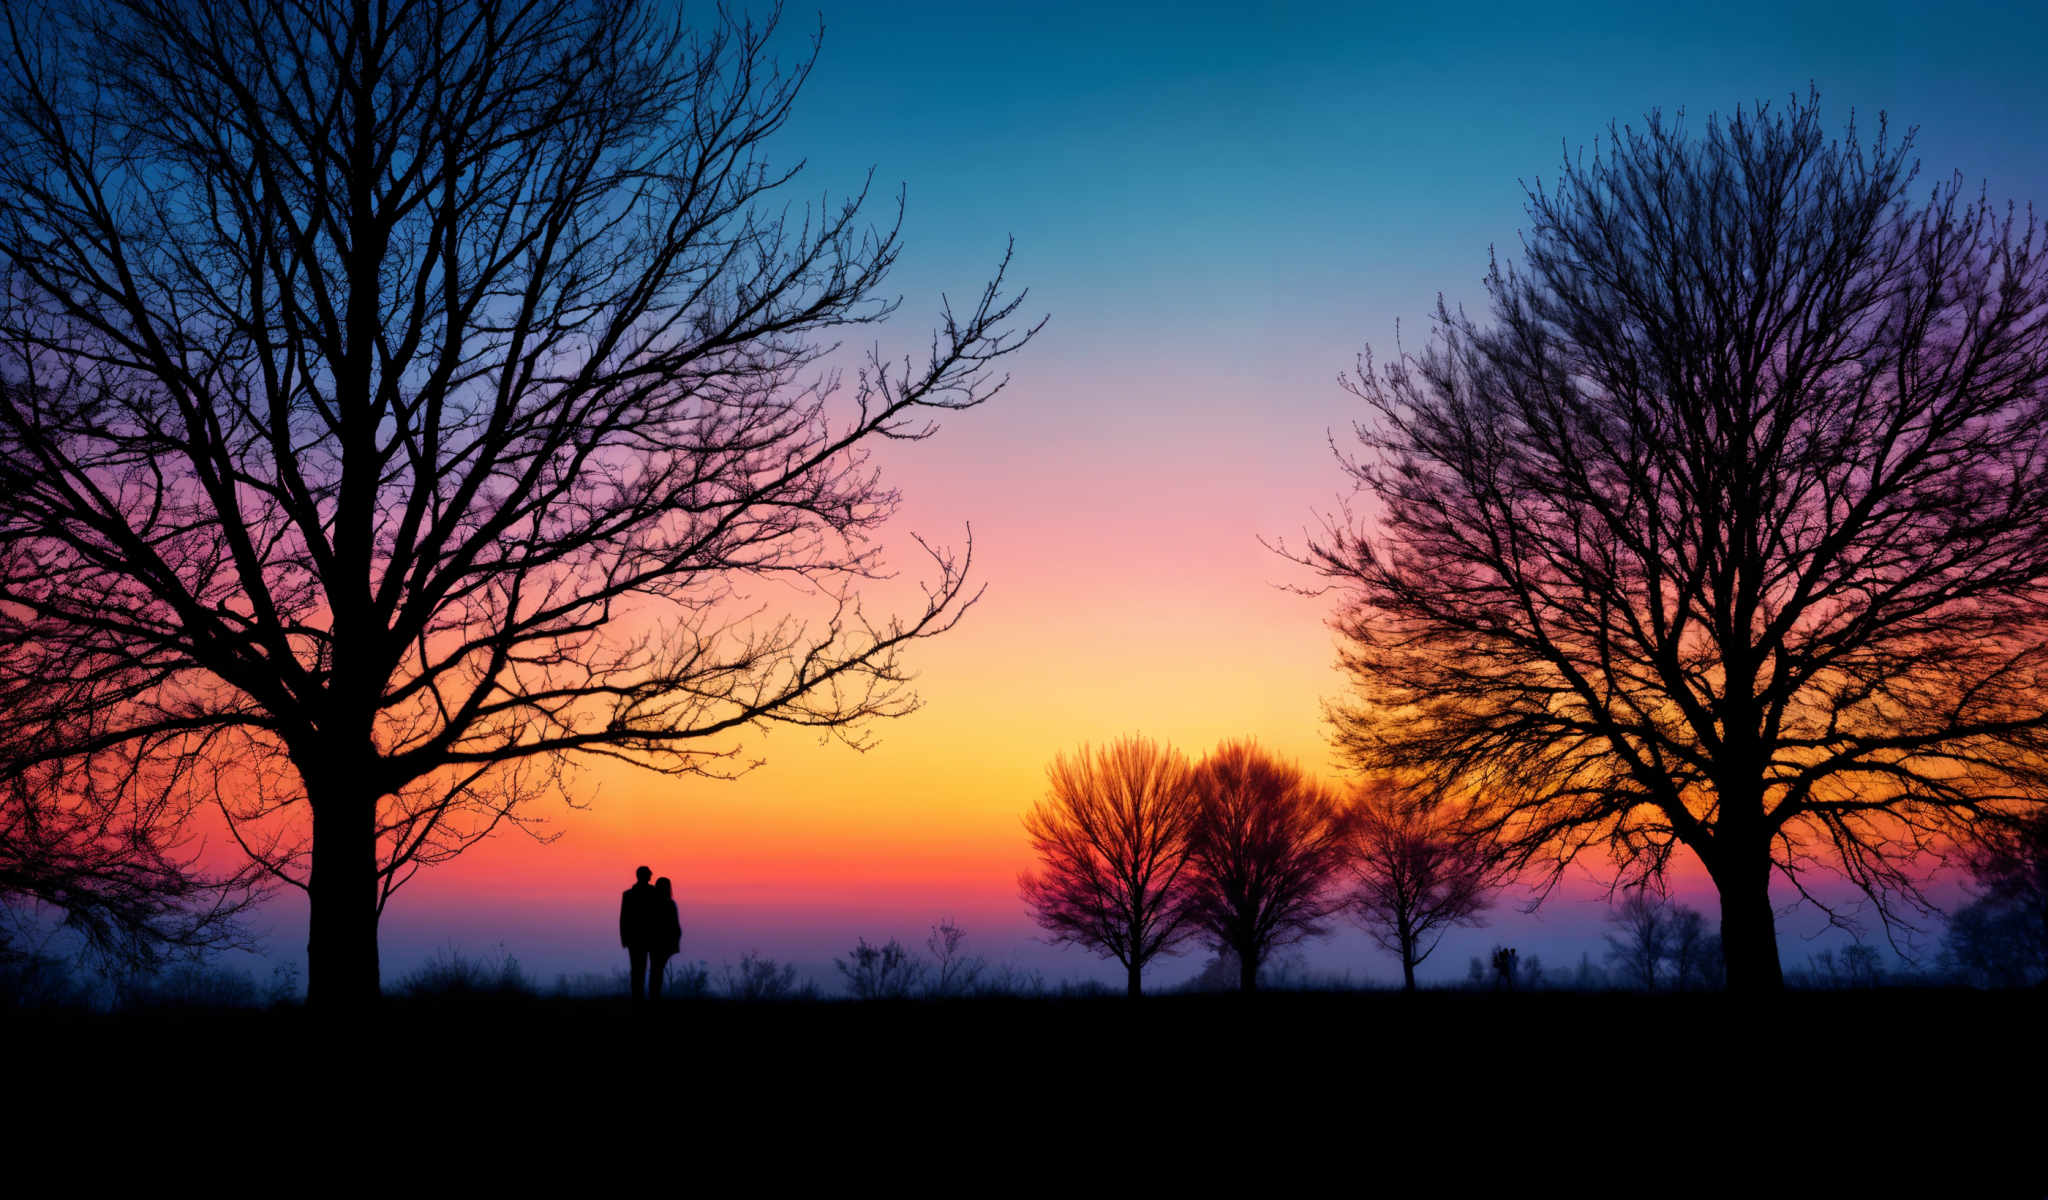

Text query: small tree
(1667, 905), (1723, 991)
(1944, 810), (2048, 986)
(1839, 944), (1884, 988)
(1605, 890), (1675, 991)
(1019, 736), (1200, 997)
(1181, 740), (1354, 993)
(923, 917), (986, 998)
(1347, 776), (1499, 990)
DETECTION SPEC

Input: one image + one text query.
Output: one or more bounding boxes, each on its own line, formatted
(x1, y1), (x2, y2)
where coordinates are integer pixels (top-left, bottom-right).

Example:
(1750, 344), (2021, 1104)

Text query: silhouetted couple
(620, 865), (682, 1002)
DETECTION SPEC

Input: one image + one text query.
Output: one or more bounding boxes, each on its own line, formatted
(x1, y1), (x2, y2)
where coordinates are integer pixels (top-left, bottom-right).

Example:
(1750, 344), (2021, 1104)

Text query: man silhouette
(621, 865), (659, 1002)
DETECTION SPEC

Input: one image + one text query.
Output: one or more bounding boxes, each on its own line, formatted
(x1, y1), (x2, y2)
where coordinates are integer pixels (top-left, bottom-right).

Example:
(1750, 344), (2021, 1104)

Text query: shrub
(720, 953), (807, 1001)
(396, 943), (529, 997)
(836, 937), (925, 999)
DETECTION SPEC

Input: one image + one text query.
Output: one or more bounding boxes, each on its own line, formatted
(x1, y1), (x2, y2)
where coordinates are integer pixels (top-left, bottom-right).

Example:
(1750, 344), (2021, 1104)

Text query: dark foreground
(16, 989), (2044, 1185)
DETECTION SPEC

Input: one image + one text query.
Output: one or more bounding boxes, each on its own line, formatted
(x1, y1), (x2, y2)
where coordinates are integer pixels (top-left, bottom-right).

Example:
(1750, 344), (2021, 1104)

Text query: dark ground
(13, 989), (2044, 1188)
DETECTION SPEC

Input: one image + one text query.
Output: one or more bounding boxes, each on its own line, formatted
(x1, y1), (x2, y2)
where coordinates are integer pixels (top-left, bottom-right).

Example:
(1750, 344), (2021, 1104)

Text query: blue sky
(221, 0), (2048, 992)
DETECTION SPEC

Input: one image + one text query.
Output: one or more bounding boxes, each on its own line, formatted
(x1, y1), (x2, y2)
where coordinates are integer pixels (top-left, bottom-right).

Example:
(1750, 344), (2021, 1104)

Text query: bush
(396, 943), (529, 997)
(116, 962), (262, 1009)
(0, 941), (93, 1009)
(662, 959), (713, 999)
(720, 952), (807, 1001)
(836, 937), (925, 999)
(975, 962), (1046, 997)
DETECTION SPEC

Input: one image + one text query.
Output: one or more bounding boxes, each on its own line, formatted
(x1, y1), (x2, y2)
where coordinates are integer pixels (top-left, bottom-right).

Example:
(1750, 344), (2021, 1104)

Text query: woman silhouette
(650, 876), (682, 999)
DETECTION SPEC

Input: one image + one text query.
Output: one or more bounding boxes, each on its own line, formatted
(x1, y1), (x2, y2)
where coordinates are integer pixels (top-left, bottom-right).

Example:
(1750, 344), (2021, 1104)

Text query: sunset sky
(232, 0), (2048, 990)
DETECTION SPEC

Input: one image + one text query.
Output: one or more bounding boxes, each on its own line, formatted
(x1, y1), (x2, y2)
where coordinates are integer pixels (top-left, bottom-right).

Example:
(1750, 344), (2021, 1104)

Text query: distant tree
(1942, 900), (2044, 988)
(836, 936), (925, 1000)
(1019, 736), (1200, 997)
(1964, 812), (2048, 971)
(976, 962), (1046, 998)
(1346, 776), (1500, 991)
(0, 932), (94, 1009)
(1605, 890), (1675, 991)
(1182, 740), (1354, 993)
(1839, 944), (1884, 987)
(1667, 905), (1723, 991)
(923, 917), (987, 998)
(1802, 948), (1858, 989)
(1295, 90), (2048, 993)
(1943, 810), (2048, 986)
(1187, 947), (1251, 993)
(0, 0), (1038, 1004)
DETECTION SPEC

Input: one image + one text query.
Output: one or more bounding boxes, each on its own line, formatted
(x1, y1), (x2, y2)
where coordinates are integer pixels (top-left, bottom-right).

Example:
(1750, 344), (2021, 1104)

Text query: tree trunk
(306, 777), (382, 1007)
(1238, 947), (1259, 993)
(1402, 953), (1417, 992)
(1126, 962), (1142, 998)
(1713, 856), (1783, 994)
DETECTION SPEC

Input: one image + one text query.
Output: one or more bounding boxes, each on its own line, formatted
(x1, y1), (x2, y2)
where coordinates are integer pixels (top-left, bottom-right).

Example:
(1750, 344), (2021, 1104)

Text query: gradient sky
(229, 0), (2048, 990)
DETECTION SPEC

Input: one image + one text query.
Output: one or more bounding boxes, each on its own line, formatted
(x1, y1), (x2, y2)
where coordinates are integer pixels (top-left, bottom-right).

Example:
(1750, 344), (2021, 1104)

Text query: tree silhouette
(0, 0), (1038, 1004)
(1964, 810), (2048, 960)
(922, 917), (987, 998)
(1346, 776), (1498, 991)
(1945, 810), (2048, 986)
(1604, 889), (1676, 991)
(1181, 740), (1353, 993)
(1018, 736), (1199, 997)
(1296, 91), (2048, 992)
(836, 936), (924, 1000)
(1666, 903), (1722, 991)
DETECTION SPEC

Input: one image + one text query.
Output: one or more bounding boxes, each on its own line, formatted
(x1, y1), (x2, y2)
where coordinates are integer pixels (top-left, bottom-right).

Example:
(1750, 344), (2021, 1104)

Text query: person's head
(654, 876), (672, 899)
(635, 865), (652, 884)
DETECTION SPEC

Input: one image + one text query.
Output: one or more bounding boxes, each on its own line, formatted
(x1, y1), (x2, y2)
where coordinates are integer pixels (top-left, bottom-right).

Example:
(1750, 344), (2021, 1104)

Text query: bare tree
(1604, 888), (1675, 991)
(0, 0), (1038, 1004)
(1963, 810), (2048, 960)
(1294, 90), (2048, 992)
(836, 936), (924, 1000)
(1945, 809), (2048, 986)
(1182, 739), (1354, 993)
(1018, 735), (1199, 997)
(922, 916), (986, 998)
(1346, 776), (1498, 991)
(1666, 903), (1721, 991)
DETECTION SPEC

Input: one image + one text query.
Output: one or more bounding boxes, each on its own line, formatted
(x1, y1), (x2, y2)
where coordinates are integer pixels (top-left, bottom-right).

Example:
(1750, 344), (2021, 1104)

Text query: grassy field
(14, 988), (2042, 1186)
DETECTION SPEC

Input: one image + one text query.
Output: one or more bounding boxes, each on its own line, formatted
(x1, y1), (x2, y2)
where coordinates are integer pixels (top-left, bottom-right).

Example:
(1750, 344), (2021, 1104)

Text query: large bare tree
(0, 0), (1038, 1003)
(1018, 735), (1200, 997)
(1297, 92), (2048, 992)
